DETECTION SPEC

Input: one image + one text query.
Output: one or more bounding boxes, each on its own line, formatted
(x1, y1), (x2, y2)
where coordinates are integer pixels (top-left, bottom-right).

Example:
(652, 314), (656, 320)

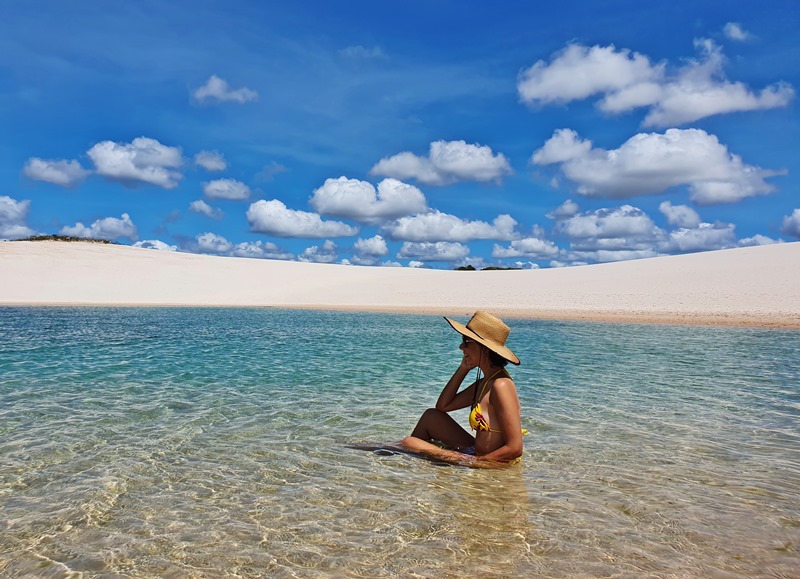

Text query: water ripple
(0, 307), (798, 577)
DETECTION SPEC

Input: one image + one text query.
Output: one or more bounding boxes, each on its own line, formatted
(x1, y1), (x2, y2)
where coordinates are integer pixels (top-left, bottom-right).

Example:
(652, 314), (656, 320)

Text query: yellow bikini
(469, 368), (528, 435)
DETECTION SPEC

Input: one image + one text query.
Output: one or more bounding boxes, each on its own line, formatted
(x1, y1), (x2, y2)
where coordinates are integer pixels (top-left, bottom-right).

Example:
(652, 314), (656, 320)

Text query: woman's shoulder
(492, 374), (517, 392)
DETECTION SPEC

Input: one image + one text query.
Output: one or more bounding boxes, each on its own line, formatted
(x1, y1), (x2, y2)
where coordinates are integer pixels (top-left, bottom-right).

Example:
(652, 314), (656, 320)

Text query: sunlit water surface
(1, 307), (798, 578)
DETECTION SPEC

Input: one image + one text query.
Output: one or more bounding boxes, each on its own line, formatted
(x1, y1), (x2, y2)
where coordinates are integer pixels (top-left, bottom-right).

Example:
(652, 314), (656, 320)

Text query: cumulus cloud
(299, 240), (338, 263)
(518, 41), (793, 127)
(723, 22), (752, 42)
(533, 128), (783, 204)
(641, 39), (794, 127)
(193, 232), (293, 259)
(247, 199), (358, 238)
(310, 177), (427, 223)
(23, 158), (90, 187)
(518, 43), (660, 106)
(397, 241), (470, 262)
(352, 235), (389, 265)
(134, 239), (177, 251)
(738, 235), (780, 247)
(196, 232), (233, 254)
(189, 200), (224, 220)
(194, 151), (227, 171)
(548, 202), (747, 262)
(203, 178), (250, 200)
(231, 240), (294, 260)
(556, 205), (663, 246)
(383, 210), (517, 242)
(546, 199), (580, 220)
(659, 201), (701, 229)
(782, 209), (800, 239)
(193, 75), (258, 104)
(87, 137), (183, 189)
(492, 236), (562, 260)
(60, 213), (138, 241)
(0, 196), (36, 239)
(532, 129), (592, 165)
(370, 140), (512, 186)
(662, 222), (737, 253)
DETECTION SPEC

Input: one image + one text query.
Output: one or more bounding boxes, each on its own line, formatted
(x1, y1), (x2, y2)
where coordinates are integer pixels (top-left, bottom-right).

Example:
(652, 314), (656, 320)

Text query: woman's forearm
(435, 364), (471, 411)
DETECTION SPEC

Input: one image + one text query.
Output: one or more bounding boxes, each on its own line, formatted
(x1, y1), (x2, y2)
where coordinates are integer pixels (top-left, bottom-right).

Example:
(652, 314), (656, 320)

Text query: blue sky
(2, 0), (798, 268)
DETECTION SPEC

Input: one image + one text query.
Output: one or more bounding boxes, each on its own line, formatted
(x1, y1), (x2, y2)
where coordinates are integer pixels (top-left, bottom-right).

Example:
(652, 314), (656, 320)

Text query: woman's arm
(435, 361), (476, 412)
(477, 378), (523, 462)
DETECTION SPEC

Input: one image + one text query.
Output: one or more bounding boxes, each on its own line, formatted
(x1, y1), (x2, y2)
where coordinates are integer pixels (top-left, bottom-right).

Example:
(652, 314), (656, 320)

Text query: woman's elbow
(507, 440), (523, 459)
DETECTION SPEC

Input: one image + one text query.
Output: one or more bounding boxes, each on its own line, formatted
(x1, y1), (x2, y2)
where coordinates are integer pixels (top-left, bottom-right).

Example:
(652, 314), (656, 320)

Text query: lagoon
(1, 307), (798, 577)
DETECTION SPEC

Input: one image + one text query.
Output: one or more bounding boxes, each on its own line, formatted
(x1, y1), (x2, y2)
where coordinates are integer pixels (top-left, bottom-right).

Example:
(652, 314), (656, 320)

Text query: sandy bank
(1, 240), (799, 328)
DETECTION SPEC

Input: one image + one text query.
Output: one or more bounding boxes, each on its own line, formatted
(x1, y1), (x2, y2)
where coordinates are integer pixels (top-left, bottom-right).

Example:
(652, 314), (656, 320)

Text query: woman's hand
(459, 353), (477, 371)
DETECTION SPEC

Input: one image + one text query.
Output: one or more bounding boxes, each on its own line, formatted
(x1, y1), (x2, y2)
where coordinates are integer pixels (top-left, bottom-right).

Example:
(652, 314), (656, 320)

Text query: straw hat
(444, 310), (520, 365)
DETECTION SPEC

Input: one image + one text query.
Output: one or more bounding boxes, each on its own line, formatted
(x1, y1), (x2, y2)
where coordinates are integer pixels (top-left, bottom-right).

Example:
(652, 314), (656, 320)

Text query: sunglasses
(461, 336), (476, 347)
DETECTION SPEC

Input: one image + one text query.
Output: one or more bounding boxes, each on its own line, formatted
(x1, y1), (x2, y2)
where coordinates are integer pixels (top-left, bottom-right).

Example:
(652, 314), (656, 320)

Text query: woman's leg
(407, 408), (474, 450)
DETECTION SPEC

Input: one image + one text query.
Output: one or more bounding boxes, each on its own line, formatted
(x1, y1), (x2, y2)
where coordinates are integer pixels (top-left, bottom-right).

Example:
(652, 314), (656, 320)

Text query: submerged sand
(1, 240), (799, 328)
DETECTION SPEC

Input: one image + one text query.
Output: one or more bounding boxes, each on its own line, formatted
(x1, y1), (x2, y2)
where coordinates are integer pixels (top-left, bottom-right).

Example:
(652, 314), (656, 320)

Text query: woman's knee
(420, 408), (443, 421)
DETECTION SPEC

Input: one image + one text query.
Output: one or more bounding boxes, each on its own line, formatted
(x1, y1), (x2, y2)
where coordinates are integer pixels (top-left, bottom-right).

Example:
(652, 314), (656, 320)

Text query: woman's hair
(485, 347), (509, 367)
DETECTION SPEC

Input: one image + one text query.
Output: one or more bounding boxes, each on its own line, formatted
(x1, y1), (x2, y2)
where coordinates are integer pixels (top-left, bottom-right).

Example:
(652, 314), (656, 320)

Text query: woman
(402, 311), (525, 466)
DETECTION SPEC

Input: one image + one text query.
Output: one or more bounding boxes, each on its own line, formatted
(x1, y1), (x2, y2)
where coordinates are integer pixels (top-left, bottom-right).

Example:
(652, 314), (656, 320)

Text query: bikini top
(469, 368), (508, 433)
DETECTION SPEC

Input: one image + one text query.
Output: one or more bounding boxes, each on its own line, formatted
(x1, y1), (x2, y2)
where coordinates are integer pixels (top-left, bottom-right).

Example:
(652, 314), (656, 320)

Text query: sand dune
(1, 240), (798, 327)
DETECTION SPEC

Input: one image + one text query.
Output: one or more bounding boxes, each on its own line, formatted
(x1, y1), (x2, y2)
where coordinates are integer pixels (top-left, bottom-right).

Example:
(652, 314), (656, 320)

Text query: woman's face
(459, 336), (481, 366)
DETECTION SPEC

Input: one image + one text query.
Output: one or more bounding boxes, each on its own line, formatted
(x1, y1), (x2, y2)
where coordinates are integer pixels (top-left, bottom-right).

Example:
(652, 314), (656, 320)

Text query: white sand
(1, 240), (799, 328)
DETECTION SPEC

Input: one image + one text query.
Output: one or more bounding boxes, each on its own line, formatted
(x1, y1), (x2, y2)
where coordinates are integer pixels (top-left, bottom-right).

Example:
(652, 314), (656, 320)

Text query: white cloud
(641, 40), (794, 127)
(231, 240), (294, 260)
(134, 239), (177, 251)
(723, 22), (752, 42)
(738, 235), (780, 247)
(247, 199), (358, 238)
(193, 75), (258, 104)
(87, 137), (183, 189)
(533, 128), (783, 204)
(203, 178), (250, 200)
(531, 129), (592, 165)
(397, 241), (470, 262)
(299, 240), (338, 263)
(662, 222), (737, 253)
(383, 210), (517, 242)
(194, 151), (227, 171)
(310, 177), (427, 223)
(659, 201), (701, 229)
(352, 235), (389, 265)
(555, 205), (666, 254)
(518, 43), (660, 105)
(782, 209), (800, 239)
(577, 248), (662, 263)
(193, 233), (293, 259)
(517, 41), (793, 127)
(60, 213), (138, 241)
(492, 236), (562, 260)
(189, 200), (224, 220)
(196, 232), (233, 254)
(23, 158), (90, 187)
(546, 199), (580, 220)
(370, 140), (512, 186)
(0, 196), (36, 239)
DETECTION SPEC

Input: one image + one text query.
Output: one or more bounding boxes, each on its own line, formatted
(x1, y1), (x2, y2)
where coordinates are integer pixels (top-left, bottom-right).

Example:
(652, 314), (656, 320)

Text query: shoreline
(2, 240), (799, 329)
(2, 301), (797, 329)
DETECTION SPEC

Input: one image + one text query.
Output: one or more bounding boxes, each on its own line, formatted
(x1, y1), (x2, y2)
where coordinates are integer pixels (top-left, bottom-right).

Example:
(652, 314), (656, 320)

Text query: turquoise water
(1, 307), (798, 578)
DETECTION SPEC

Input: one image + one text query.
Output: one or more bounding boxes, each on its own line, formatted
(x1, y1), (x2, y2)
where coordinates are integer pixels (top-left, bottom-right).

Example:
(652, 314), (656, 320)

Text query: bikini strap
(475, 368), (508, 404)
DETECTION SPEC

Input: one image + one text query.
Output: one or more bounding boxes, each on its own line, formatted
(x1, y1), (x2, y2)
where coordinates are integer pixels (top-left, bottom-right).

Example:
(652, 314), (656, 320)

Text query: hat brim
(444, 316), (520, 365)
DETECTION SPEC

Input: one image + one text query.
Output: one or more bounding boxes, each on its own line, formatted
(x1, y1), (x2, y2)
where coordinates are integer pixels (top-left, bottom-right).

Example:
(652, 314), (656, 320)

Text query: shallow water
(1, 307), (798, 578)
